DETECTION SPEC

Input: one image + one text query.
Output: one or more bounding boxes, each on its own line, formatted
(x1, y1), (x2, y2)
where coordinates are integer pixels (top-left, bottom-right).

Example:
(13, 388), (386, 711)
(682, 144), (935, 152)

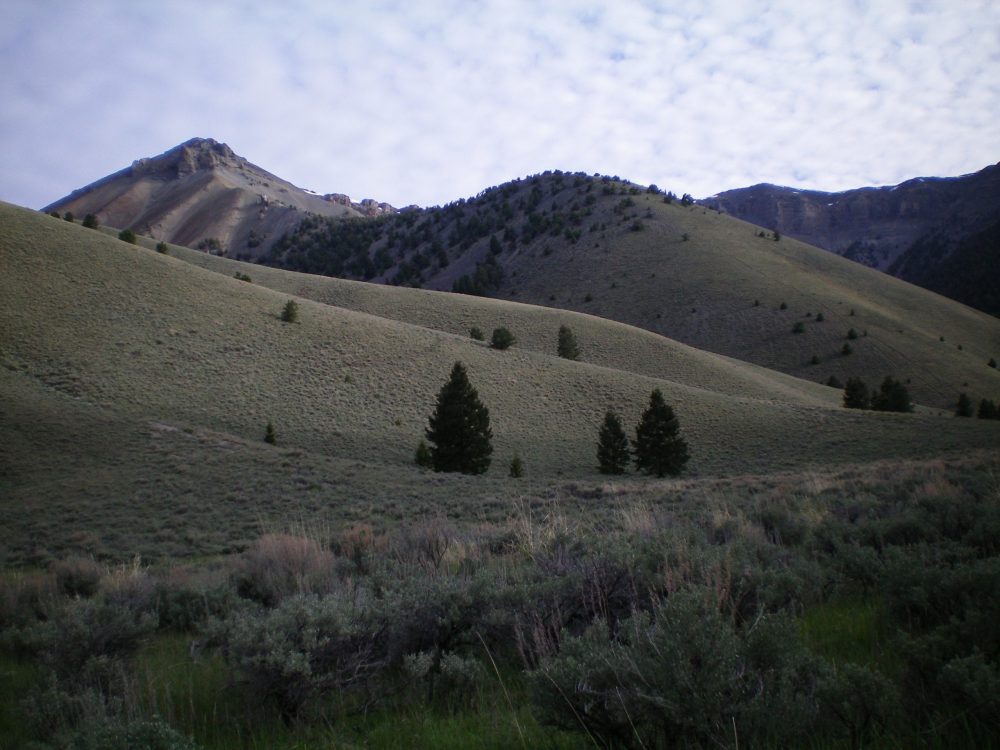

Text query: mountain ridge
(700, 163), (1000, 314)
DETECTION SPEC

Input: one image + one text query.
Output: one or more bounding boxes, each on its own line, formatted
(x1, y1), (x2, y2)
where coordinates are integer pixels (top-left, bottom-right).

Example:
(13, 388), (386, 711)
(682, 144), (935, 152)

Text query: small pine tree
(779, 302), (788, 310)
(842, 342), (853, 356)
(633, 390), (689, 477)
(469, 327), (484, 341)
(155, 241), (168, 254)
(978, 399), (998, 419)
(843, 378), (869, 409)
(63, 211), (74, 222)
(989, 358), (997, 369)
(118, 228), (137, 244)
(810, 355), (820, 365)
(281, 300), (299, 323)
(264, 422), (277, 444)
(847, 328), (858, 340)
(871, 377), (913, 413)
(596, 411), (630, 475)
(792, 322), (805, 334)
(509, 454), (524, 478)
(557, 325), (580, 360)
(955, 393), (973, 418)
(414, 440), (432, 468)
(826, 375), (844, 389)
(425, 362), (493, 474)
(773, 229), (780, 241)
(816, 312), (824, 322)
(82, 214), (99, 229)
(490, 327), (515, 350)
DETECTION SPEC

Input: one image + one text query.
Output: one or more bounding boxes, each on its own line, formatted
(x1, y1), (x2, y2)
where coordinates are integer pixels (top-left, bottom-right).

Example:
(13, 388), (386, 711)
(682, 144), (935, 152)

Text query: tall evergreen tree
(632, 390), (689, 477)
(843, 378), (870, 409)
(425, 362), (493, 474)
(596, 411), (630, 474)
(557, 325), (580, 360)
(871, 377), (913, 413)
(956, 393), (973, 418)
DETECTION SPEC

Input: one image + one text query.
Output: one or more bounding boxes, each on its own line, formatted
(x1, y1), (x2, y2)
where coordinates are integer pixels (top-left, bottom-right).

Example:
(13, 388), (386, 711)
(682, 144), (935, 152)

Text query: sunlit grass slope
(2, 202), (998, 562)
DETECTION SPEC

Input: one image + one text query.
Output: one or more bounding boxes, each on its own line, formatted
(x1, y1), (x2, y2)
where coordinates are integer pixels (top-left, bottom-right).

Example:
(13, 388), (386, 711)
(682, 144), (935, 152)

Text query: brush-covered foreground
(1, 454), (998, 749)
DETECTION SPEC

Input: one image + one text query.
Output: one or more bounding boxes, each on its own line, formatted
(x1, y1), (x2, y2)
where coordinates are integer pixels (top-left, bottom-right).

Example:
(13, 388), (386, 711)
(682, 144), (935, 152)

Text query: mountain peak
(131, 137), (241, 177)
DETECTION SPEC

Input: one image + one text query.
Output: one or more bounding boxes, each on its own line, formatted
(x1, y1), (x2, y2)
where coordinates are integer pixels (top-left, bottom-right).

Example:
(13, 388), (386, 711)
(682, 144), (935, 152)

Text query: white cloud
(1, 0), (998, 210)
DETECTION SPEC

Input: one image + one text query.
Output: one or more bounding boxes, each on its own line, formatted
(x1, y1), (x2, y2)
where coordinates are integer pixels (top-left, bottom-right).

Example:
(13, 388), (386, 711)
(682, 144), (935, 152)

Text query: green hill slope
(3, 202), (999, 562)
(262, 173), (1000, 410)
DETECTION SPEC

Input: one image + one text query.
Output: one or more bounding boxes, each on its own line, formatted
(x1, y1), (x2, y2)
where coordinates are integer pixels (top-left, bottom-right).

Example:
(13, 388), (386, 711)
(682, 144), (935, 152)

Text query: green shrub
(155, 241), (168, 254)
(530, 591), (823, 748)
(414, 439), (432, 468)
(264, 421), (276, 444)
(117, 229), (136, 244)
(66, 718), (201, 750)
(64, 211), (74, 222)
(509, 454), (524, 478)
(468, 326), (484, 341)
(82, 214), (99, 229)
(212, 594), (387, 722)
(847, 328), (859, 340)
(489, 326), (515, 350)
(792, 321), (805, 334)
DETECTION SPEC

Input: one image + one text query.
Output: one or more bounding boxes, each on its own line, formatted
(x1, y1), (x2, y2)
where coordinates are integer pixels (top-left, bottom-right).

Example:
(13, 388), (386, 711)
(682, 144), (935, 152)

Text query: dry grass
(2, 202), (999, 565)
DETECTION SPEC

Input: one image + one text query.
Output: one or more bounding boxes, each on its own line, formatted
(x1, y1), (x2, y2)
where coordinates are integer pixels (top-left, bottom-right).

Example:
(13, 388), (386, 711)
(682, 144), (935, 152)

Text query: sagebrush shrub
(233, 534), (338, 606)
(53, 556), (104, 598)
(212, 594), (387, 722)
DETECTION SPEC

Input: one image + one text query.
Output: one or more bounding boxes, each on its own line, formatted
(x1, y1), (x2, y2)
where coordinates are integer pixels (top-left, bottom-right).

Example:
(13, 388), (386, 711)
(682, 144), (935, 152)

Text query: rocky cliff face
(700, 163), (1000, 315)
(701, 163), (1000, 271)
(44, 138), (397, 258)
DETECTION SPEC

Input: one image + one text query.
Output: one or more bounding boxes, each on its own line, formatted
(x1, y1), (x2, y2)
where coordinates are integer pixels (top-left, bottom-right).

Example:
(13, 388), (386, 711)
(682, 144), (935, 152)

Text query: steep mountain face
(700, 163), (1000, 314)
(43, 138), (396, 258)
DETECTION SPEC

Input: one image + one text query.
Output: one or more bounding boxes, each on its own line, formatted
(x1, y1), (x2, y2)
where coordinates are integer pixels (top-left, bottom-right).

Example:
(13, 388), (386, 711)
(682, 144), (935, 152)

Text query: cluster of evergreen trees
(842, 376), (913, 412)
(418, 363), (689, 477)
(597, 392), (689, 476)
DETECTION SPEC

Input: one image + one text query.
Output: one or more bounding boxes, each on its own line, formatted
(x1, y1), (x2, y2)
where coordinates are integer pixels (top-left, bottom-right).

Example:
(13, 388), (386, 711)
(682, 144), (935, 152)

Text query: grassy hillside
(263, 173), (1000, 410)
(2, 202), (999, 564)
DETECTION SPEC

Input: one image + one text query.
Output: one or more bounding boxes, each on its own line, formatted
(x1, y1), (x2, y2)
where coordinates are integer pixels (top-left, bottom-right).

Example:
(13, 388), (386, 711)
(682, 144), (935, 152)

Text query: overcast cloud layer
(2, 0), (998, 209)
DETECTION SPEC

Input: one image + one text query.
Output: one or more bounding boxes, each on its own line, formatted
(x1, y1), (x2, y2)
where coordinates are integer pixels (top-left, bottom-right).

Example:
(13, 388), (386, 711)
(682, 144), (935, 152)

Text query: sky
(2, 0), (999, 210)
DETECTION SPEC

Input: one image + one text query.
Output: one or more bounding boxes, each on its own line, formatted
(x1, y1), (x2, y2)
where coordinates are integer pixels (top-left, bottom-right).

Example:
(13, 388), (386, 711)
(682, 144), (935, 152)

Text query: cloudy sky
(2, 0), (998, 209)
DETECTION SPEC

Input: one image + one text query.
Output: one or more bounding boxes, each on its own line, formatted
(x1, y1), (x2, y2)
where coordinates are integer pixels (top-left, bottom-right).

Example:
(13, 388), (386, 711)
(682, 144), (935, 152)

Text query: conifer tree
(632, 390), (689, 477)
(596, 410), (630, 475)
(281, 299), (299, 323)
(509, 454), (524, 478)
(557, 325), (580, 360)
(843, 378), (869, 409)
(956, 393), (973, 418)
(871, 376), (913, 413)
(425, 362), (493, 474)
(264, 421), (276, 444)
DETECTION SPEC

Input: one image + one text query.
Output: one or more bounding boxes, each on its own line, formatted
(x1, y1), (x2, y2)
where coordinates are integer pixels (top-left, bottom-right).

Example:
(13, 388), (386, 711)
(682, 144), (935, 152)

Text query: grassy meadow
(2, 202), (999, 748)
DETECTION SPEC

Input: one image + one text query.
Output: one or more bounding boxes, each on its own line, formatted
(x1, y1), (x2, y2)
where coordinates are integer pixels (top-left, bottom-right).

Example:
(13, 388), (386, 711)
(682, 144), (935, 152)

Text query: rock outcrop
(44, 138), (397, 259)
